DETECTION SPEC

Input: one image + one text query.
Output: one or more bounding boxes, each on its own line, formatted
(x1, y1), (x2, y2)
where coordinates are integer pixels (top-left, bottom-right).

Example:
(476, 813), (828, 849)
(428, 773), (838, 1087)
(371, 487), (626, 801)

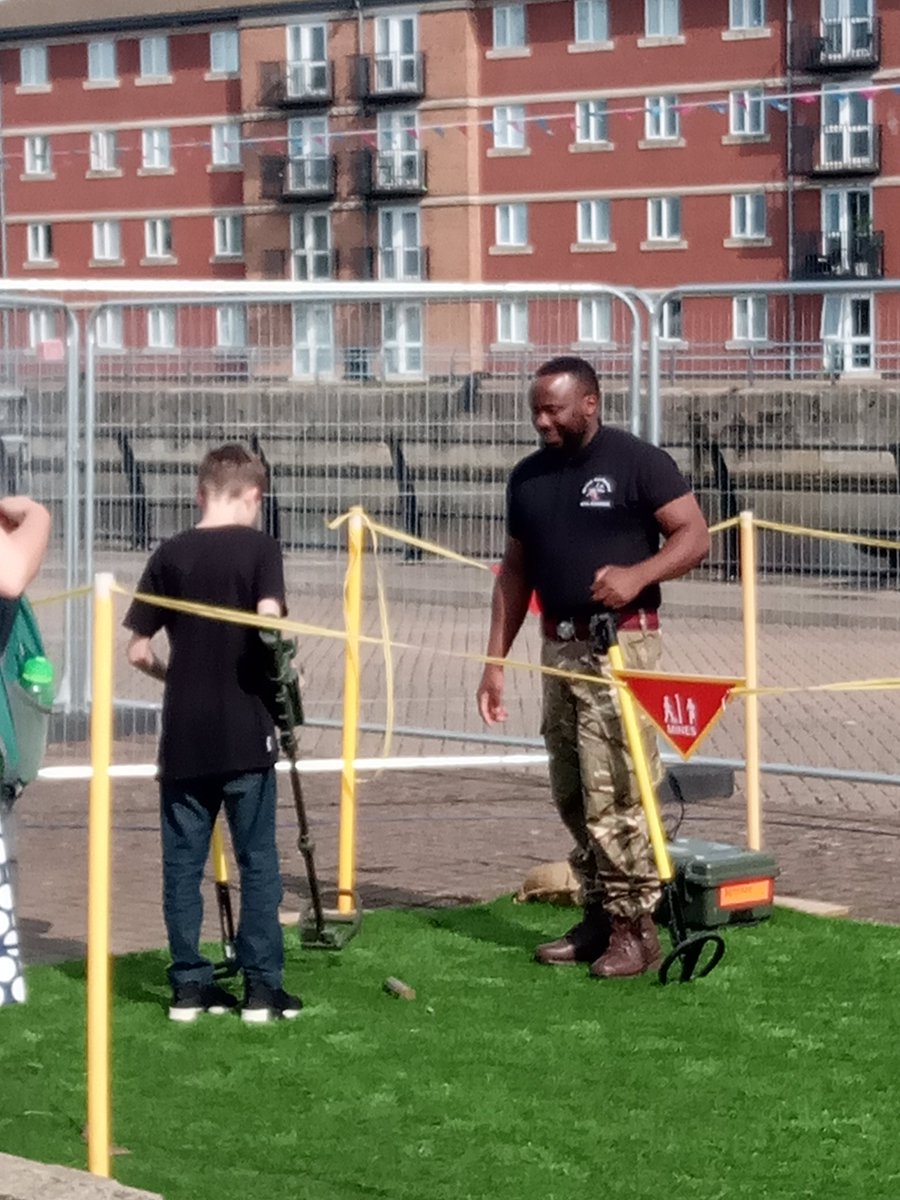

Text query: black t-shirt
(123, 525), (286, 782)
(507, 426), (690, 617)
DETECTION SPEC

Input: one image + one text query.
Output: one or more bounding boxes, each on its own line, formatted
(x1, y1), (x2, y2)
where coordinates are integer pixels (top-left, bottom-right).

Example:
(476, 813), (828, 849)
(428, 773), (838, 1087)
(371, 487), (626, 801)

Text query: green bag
(0, 596), (54, 797)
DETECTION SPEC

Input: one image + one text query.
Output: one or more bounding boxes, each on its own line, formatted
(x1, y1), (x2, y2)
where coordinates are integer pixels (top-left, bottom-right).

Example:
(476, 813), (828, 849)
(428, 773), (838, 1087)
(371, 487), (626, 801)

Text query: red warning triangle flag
(615, 671), (744, 759)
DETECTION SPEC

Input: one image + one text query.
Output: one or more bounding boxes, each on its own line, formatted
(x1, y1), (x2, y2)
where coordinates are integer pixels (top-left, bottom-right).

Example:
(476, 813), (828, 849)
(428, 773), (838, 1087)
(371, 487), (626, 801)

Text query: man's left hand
(591, 564), (646, 609)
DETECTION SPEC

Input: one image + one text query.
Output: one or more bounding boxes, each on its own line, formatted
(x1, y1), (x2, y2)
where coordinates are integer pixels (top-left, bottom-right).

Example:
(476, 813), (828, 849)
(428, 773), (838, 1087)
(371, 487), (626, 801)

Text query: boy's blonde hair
(197, 444), (267, 499)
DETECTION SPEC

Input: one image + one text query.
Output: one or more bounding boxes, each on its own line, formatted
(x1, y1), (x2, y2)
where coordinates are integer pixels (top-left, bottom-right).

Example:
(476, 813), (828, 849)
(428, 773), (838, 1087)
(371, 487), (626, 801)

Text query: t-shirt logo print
(580, 476), (615, 509)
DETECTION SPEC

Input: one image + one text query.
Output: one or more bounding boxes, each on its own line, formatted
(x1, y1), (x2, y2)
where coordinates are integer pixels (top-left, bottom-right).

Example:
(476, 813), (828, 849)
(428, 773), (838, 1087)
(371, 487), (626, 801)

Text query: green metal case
(667, 837), (779, 929)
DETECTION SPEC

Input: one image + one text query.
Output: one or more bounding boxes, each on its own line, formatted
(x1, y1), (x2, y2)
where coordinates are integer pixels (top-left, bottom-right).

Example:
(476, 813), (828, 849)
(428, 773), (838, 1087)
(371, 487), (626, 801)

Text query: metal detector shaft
(211, 819), (237, 974)
(282, 728), (327, 942)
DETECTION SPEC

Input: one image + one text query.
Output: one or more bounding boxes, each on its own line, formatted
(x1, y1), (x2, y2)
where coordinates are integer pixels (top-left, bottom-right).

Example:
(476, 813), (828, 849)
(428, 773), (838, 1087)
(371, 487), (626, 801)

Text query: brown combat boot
(534, 904), (611, 966)
(589, 915), (660, 979)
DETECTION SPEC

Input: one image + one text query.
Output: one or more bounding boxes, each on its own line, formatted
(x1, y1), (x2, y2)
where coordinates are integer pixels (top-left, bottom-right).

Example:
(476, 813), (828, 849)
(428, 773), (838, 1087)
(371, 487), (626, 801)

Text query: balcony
(292, 247), (339, 281)
(353, 52), (425, 102)
(356, 149), (427, 198)
(792, 123), (881, 177)
(259, 154), (336, 202)
(355, 245), (429, 280)
(792, 230), (885, 280)
(258, 60), (332, 108)
(796, 17), (880, 72)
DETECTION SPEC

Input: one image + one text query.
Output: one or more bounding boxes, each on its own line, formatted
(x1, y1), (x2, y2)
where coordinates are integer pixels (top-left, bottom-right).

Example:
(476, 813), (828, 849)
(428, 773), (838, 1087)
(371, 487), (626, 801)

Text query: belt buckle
(556, 620), (575, 642)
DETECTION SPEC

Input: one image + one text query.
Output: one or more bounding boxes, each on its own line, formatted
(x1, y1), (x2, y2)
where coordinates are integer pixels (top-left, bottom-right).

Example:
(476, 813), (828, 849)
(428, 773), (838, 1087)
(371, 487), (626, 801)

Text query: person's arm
(126, 633), (167, 683)
(477, 536), (532, 726)
(591, 493), (710, 609)
(0, 496), (51, 599)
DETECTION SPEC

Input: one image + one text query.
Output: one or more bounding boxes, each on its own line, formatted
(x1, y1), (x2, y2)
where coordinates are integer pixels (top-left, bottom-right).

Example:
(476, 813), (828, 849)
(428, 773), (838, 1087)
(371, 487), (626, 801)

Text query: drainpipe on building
(786, 0), (797, 380)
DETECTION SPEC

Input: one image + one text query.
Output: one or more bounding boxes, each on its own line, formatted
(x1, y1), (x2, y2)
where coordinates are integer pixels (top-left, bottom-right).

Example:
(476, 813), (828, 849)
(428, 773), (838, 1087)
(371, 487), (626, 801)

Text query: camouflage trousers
(541, 628), (663, 920)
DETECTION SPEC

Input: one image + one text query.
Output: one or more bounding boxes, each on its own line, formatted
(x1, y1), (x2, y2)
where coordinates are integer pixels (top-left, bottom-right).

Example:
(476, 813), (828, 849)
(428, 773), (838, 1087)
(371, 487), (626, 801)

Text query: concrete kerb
(0, 1154), (161, 1200)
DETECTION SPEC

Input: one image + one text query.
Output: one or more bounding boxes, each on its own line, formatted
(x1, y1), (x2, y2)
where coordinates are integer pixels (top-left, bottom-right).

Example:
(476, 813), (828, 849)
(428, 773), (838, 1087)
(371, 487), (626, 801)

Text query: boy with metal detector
(124, 445), (302, 1023)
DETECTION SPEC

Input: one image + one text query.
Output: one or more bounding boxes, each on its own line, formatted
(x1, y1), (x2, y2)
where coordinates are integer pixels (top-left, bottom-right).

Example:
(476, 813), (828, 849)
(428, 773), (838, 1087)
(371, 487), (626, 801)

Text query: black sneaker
(241, 981), (303, 1024)
(168, 982), (239, 1023)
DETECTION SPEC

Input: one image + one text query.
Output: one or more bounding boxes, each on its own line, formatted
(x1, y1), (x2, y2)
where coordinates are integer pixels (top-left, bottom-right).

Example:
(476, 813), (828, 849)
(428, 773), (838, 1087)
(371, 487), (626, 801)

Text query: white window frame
(492, 3), (527, 49)
(729, 88), (766, 136)
(216, 304), (247, 349)
(496, 299), (528, 346)
(821, 293), (874, 374)
(92, 220), (122, 263)
(659, 298), (683, 343)
(20, 45), (48, 88)
(213, 214), (244, 259)
(575, 99), (609, 144)
(144, 218), (173, 260)
(378, 207), (423, 281)
(729, 0), (765, 30)
(29, 309), (56, 350)
(493, 105), (526, 150)
(87, 39), (117, 83)
(373, 14), (420, 92)
(286, 24), (329, 99)
(146, 305), (176, 351)
(577, 297), (612, 345)
(645, 95), (679, 141)
(382, 301), (424, 378)
(24, 135), (52, 177)
(574, 0), (610, 43)
(495, 203), (528, 248)
(291, 210), (333, 281)
(647, 196), (682, 242)
(94, 309), (123, 351)
(141, 127), (171, 171)
(292, 302), (335, 379)
(732, 295), (768, 343)
(26, 223), (53, 264)
(209, 29), (239, 74)
(645, 0), (680, 37)
(731, 193), (767, 240)
(211, 123), (241, 167)
(577, 199), (610, 245)
(139, 35), (169, 80)
(89, 130), (118, 173)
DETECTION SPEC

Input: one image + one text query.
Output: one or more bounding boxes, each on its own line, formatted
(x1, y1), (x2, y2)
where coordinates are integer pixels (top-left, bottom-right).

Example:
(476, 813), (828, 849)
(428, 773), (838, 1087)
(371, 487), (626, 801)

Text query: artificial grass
(2, 900), (900, 1200)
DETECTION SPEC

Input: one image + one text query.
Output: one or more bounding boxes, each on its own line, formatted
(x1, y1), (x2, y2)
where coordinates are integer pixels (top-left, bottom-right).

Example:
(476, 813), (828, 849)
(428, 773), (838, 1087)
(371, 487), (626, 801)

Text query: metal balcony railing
(792, 231), (885, 280)
(292, 247), (339, 281)
(356, 149), (427, 197)
(796, 16), (880, 71)
(792, 123), (881, 176)
(355, 245), (429, 280)
(259, 154), (336, 201)
(258, 60), (332, 107)
(352, 51), (425, 102)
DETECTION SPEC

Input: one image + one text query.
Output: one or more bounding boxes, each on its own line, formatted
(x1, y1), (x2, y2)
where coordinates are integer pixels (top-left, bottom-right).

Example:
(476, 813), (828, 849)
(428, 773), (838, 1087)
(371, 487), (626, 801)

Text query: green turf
(2, 900), (900, 1200)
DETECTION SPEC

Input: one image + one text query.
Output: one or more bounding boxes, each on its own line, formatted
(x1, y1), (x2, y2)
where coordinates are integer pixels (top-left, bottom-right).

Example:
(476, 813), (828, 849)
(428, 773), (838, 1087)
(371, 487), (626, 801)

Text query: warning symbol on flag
(615, 671), (744, 759)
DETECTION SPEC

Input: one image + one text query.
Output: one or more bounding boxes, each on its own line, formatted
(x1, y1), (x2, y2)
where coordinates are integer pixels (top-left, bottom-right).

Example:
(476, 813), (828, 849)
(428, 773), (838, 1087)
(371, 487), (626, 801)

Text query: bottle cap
(21, 655), (54, 688)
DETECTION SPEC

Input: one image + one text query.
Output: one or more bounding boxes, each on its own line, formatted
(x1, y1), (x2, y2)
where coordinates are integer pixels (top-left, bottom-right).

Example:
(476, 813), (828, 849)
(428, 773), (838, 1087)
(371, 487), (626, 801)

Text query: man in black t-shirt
(477, 357), (709, 980)
(124, 445), (301, 1023)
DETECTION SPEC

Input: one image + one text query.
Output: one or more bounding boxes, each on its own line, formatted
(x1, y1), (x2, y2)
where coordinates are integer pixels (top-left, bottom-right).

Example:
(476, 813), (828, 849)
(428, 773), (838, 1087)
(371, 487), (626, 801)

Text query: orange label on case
(717, 878), (774, 910)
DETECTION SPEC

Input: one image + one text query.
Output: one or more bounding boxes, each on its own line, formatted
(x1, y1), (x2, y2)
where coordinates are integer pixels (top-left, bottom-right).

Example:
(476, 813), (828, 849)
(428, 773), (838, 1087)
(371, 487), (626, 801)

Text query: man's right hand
(477, 663), (507, 726)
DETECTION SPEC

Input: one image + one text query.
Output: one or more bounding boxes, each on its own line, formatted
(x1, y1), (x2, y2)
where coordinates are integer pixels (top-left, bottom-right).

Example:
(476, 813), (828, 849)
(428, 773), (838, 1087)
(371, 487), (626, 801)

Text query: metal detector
(597, 614), (726, 985)
(211, 819), (238, 978)
(259, 629), (361, 951)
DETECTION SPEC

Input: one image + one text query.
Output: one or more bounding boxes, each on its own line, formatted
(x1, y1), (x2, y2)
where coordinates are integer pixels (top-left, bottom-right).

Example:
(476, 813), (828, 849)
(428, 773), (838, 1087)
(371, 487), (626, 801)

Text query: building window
(730, 0), (765, 30)
(26, 223), (53, 264)
(92, 220), (122, 262)
(575, 99), (609, 144)
(729, 89), (766, 136)
(731, 193), (767, 240)
(379, 207), (423, 281)
(286, 24), (329, 99)
(87, 39), (117, 83)
(660, 298), (682, 342)
(20, 45), (48, 88)
(145, 218), (173, 260)
(142, 128), (171, 170)
(575, 0), (609, 42)
(292, 303), (335, 378)
(216, 304), (247, 349)
(645, 95), (679, 141)
(383, 302), (423, 377)
(213, 215), (243, 258)
(29, 310), (57, 350)
(209, 29), (239, 74)
(374, 15), (420, 91)
(287, 116), (331, 192)
(139, 35), (169, 79)
(577, 199), (610, 244)
(647, 196), (682, 241)
(733, 295), (768, 342)
(375, 111), (422, 189)
(645, 0), (680, 37)
(578, 297), (612, 344)
(496, 299), (528, 345)
(493, 3), (526, 49)
(493, 105), (526, 150)
(211, 123), (241, 166)
(95, 309), (123, 350)
(291, 211), (332, 280)
(495, 203), (528, 248)
(146, 306), (176, 350)
(24, 135), (52, 176)
(90, 130), (118, 173)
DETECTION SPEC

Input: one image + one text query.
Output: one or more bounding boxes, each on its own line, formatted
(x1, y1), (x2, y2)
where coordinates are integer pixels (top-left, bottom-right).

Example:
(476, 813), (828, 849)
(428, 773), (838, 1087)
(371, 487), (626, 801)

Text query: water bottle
(19, 655), (54, 708)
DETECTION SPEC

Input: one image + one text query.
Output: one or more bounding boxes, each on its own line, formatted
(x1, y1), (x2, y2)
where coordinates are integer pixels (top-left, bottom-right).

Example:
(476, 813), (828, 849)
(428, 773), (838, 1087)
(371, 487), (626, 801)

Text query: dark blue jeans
(160, 769), (284, 989)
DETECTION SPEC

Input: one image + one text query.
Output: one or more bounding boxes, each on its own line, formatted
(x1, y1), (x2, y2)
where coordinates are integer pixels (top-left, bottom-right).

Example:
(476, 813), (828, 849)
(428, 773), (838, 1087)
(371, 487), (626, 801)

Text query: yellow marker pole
(211, 820), (228, 884)
(86, 573), (115, 1178)
(607, 642), (673, 883)
(337, 506), (364, 915)
(740, 510), (762, 851)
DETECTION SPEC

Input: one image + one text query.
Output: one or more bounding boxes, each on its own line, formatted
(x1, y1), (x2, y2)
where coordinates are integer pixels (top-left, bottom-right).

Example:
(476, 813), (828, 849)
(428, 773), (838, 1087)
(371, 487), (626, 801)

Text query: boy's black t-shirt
(123, 525), (286, 782)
